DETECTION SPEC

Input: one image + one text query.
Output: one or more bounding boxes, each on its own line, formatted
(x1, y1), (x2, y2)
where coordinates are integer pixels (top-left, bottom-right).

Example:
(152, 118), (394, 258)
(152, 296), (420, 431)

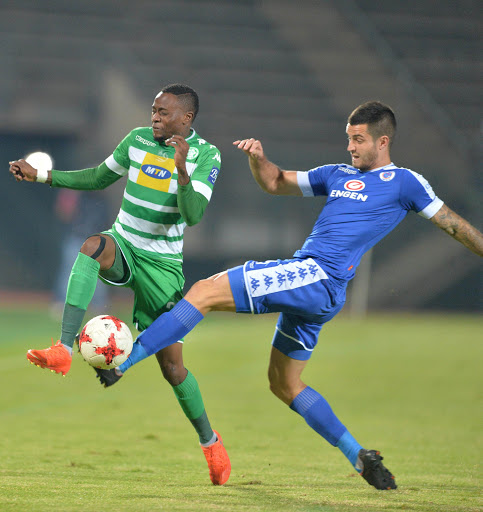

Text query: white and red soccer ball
(79, 315), (133, 369)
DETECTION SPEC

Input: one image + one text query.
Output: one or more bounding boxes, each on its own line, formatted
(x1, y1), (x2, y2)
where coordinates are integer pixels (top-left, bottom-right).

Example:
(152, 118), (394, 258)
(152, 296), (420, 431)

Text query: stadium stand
(0, 0), (480, 309)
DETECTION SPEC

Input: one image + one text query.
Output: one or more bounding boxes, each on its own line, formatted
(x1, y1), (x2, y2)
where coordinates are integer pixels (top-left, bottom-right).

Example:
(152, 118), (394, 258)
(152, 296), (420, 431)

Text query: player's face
(346, 124), (379, 171)
(151, 92), (192, 142)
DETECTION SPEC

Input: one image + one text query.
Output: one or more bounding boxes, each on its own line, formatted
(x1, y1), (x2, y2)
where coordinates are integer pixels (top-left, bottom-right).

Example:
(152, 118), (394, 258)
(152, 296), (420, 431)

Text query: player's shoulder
(188, 129), (219, 151)
(389, 164), (427, 182)
(308, 163), (358, 176)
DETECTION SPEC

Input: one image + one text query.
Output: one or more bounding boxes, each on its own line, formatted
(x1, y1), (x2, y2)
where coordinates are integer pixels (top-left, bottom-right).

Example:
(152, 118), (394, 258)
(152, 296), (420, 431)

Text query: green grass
(0, 305), (481, 511)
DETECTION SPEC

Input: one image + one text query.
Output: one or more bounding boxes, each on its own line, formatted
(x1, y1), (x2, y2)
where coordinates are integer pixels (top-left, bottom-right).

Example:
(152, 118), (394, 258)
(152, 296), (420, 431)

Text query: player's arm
(233, 138), (302, 196)
(166, 135), (212, 226)
(177, 183), (209, 226)
(9, 159), (121, 190)
(430, 204), (483, 256)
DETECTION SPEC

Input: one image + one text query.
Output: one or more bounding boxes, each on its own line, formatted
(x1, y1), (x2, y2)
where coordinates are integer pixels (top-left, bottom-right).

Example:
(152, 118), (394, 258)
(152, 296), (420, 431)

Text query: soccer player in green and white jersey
(9, 83), (230, 486)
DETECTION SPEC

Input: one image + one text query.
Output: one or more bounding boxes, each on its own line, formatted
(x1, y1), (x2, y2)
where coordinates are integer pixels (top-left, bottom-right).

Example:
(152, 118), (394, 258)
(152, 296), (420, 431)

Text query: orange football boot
(26, 340), (72, 376)
(201, 430), (231, 485)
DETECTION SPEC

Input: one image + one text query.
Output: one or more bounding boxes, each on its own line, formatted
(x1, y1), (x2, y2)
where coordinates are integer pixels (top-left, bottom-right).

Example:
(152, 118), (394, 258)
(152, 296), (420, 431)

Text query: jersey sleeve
(400, 169), (444, 219)
(189, 144), (221, 202)
(296, 164), (338, 197)
(105, 131), (134, 176)
(51, 162), (122, 190)
(177, 143), (221, 226)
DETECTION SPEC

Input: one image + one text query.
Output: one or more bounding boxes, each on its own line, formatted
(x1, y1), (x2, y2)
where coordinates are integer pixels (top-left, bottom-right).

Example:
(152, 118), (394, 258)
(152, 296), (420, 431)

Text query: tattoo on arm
(431, 205), (483, 257)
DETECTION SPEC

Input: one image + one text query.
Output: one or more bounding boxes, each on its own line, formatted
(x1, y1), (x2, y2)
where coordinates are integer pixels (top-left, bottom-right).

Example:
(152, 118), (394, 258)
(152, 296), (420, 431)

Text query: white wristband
(36, 168), (48, 183)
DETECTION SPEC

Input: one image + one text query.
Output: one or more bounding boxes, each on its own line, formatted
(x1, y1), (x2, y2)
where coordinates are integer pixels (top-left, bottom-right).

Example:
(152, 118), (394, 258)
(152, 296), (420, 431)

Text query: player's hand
(166, 135), (190, 185)
(233, 138), (265, 161)
(165, 135), (189, 167)
(8, 159), (38, 183)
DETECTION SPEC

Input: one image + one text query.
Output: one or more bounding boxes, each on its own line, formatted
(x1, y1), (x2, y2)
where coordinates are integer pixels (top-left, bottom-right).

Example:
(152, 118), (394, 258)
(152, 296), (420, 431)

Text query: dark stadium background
(0, 0), (481, 312)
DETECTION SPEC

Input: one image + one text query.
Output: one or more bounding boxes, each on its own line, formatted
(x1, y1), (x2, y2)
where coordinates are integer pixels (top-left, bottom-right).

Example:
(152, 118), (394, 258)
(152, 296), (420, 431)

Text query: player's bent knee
(158, 359), (187, 386)
(268, 370), (301, 405)
(155, 348), (187, 386)
(269, 381), (291, 404)
(80, 234), (115, 269)
(186, 278), (221, 310)
(80, 235), (105, 259)
(268, 374), (290, 403)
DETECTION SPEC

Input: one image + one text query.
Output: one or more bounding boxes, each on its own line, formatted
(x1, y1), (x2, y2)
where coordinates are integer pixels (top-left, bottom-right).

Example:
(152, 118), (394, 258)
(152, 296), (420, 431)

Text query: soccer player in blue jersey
(96, 101), (483, 489)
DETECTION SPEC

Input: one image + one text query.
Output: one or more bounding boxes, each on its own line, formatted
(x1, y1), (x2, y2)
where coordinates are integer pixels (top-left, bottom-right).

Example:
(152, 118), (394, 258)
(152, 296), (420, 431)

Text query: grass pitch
(0, 304), (481, 511)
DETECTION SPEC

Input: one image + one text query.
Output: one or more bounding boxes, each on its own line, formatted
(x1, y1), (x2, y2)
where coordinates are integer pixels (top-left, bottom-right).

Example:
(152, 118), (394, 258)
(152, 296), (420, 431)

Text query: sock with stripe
(173, 370), (214, 444)
(290, 386), (363, 469)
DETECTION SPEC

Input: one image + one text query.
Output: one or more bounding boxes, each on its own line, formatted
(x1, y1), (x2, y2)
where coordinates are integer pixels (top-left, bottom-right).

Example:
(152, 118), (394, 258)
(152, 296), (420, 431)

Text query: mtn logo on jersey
(330, 180), (368, 201)
(137, 153), (175, 192)
(141, 165), (172, 179)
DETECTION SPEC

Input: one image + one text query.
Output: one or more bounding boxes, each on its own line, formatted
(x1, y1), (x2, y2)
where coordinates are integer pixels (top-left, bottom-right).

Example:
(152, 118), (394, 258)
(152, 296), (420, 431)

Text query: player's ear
(379, 135), (390, 150)
(184, 111), (194, 124)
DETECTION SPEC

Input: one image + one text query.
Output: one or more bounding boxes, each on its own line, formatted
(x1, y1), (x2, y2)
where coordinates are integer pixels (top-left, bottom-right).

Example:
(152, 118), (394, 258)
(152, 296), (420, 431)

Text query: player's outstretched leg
(358, 449), (397, 490)
(200, 430), (231, 485)
(27, 249), (101, 376)
(27, 340), (72, 376)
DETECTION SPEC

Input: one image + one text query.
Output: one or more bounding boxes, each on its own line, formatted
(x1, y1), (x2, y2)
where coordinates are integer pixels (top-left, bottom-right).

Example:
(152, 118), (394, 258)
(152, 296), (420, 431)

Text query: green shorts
(98, 230), (185, 332)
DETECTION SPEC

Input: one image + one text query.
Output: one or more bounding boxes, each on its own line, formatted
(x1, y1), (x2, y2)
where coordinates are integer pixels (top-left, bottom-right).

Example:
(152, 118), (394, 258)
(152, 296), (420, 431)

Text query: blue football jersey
(294, 163), (443, 283)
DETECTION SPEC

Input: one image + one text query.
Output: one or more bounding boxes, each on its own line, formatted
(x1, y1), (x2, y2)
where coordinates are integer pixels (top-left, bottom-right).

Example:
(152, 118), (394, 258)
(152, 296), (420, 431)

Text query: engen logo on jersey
(329, 179), (368, 201)
(344, 180), (365, 191)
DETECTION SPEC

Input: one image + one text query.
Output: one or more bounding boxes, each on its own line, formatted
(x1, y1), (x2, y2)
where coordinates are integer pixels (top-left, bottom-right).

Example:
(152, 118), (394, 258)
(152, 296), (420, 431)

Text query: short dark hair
(161, 83), (199, 120)
(348, 101), (396, 145)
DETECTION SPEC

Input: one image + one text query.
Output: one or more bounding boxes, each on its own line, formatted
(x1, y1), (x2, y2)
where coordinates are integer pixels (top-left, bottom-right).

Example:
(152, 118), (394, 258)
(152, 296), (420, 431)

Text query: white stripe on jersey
(118, 209), (186, 237)
(114, 221), (183, 259)
(128, 165), (141, 183)
(192, 180), (213, 201)
(419, 198), (444, 219)
(105, 154), (129, 176)
(128, 146), (147, 164)
(123, 191), (179, 213)
(186, 162), (196, 176)
(296, 171), (313, 197)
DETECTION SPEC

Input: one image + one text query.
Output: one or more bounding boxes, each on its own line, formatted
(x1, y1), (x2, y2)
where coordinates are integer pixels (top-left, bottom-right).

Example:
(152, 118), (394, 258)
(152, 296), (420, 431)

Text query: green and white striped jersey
(105, 126), (221, 262)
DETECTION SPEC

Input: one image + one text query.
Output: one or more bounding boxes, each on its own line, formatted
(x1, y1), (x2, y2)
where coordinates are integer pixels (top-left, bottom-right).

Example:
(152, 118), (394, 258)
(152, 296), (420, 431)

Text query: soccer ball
(79, 315), (133, 369)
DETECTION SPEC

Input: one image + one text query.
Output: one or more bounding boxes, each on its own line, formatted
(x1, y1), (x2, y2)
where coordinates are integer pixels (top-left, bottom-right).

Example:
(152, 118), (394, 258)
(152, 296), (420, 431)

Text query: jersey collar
(158, 128), (195, 146)
(363, 162), (396, 174)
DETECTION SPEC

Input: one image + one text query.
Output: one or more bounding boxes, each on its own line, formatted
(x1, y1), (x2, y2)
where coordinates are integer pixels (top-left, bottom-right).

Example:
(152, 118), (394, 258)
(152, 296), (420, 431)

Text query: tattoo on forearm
(433, 207), (483, 256)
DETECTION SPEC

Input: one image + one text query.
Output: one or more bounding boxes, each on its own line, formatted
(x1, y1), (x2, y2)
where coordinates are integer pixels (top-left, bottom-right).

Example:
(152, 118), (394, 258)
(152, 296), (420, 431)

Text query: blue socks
(118, 299), (204, 373)
(290, 386), (363, 469)
(336, 430), (364, 471)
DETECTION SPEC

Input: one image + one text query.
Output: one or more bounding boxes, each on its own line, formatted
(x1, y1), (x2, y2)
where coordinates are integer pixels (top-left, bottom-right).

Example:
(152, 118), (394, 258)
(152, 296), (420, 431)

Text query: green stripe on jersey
(121, 197), (182, 226)
(125, 180), (179, 207)
(118, 222), (184, 242)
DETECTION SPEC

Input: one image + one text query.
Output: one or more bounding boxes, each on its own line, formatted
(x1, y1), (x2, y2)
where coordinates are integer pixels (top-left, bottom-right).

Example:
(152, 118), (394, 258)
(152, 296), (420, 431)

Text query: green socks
(173, 371), (214, 444)
(60, 253), (100, 348)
